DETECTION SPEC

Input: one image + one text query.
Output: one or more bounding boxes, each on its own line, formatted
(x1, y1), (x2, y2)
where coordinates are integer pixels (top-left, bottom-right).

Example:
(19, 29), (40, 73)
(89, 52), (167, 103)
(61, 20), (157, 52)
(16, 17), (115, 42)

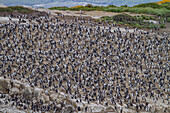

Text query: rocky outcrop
(0, 78), (77, 112)
(0, 78), (43, 101)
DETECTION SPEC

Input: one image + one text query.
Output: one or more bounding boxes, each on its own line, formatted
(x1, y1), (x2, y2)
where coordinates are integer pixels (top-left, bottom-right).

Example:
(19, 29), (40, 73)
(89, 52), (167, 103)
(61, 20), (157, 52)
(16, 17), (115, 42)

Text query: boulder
(33, 87), (42, 99)
(22, 87), (32, 100)
(0, 79), (10, 94)
(9, 87), (19, 96)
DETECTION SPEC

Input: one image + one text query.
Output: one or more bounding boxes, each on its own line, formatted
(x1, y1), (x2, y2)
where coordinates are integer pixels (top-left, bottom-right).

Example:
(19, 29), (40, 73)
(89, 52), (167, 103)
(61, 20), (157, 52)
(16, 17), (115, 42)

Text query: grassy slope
(49, 2), (170, 18)
(99, 14), (166, 29)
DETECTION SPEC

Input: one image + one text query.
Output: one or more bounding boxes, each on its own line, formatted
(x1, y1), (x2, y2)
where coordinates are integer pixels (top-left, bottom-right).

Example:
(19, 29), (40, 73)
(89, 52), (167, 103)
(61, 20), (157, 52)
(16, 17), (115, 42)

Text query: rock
(33, 87), (42, 99)
(0, 79), (10, 94)
(22, 87), (32, 100)
(14, 83), (24, 91)
(9, 87), (19, 96)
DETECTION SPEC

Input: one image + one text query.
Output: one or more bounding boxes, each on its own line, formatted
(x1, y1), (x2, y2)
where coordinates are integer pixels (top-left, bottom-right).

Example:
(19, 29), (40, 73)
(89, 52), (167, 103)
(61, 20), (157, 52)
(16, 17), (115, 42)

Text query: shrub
(160, 3), (170, 10)
(160, 23), (166, 28)
(141, 15), (146, 19)
(125, 23), (130, 26)
(134, 23), (142, 28)
(99, 14), (163, 29)
(49, 7), (68, 10)
(107, 5), (117, 7)
(167, 17), (170, 22)
(70, 5), (84, 8)
(85, 4), (93, 8)
(147, 24), (158, 29)
(118, 21), (123, 24)
(137, 17), (143, 21)
(121, 5), (128, 7)
(133, 3), (161, 9)
(149, 16), (155, 20)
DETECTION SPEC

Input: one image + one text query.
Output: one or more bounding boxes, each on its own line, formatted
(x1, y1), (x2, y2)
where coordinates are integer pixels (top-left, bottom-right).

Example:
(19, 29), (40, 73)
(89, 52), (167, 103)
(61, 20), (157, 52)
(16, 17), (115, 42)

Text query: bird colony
(0, 13), (169, 113)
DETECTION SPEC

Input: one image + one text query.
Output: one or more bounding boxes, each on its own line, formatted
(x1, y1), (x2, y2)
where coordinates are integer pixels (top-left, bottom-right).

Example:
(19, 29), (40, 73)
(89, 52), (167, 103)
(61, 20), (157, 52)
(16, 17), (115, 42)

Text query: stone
(9, 87), (19, 96)
(22, 87), (32, 100)
(0, 79), (10, 94)
(33, 87), (42, 99)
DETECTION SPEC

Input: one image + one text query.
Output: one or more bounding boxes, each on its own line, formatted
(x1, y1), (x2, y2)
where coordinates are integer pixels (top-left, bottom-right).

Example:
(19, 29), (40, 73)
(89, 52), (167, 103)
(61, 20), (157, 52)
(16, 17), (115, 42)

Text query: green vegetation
(0, 6), (35, 13)
(49, 2), (170, 18)
(99, 14), (163, 29)
(133, 3), (161, 9)
(167, 17), (170, 22)
(49, 6), (69, 10)
(160, 23), (166, 28)
(159, 2), (170, 10)
(105, 7), (169, 17)
(140, 15), (155, 20)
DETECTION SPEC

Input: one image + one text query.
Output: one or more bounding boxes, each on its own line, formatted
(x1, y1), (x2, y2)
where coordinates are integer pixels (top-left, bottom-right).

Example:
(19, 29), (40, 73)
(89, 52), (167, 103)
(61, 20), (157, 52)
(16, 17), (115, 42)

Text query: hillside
(49, 2), (170, 18)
